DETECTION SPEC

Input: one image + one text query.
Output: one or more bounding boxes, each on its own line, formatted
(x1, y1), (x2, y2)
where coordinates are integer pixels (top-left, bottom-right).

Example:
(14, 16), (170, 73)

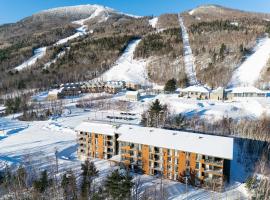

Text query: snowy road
(100, 39), (149, 84)
(230, 37), (270, 87)
(178, 14), (197, 85)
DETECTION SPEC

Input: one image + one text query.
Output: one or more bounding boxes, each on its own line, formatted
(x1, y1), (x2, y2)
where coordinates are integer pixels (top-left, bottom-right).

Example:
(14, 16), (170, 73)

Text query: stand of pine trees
(0, 161), (136, 200)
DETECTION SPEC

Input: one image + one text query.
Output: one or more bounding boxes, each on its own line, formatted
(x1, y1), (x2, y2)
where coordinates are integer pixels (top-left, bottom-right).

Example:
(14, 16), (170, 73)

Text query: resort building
(179, 85), (210, 100)
(226, 86), (266, 100)
(210, 87), (225, 101)
(126, 91), (140, 101)
(75, 121), (233, 190)
(75, 122), (120, 161)
(126, 82), (141, 91)
(117, 125), (233, 189)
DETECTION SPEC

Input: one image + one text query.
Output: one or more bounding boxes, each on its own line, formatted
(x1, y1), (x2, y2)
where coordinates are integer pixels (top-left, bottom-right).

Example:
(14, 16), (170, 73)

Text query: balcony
(204, 168), (223, 176)
(204, 159), (223, 167)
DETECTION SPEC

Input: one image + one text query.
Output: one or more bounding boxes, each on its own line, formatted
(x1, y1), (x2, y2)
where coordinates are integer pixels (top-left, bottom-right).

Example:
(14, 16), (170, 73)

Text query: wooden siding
(178, 151), (186, 177)
(98, 134), (104, 159)
(142, 145), (149, 174)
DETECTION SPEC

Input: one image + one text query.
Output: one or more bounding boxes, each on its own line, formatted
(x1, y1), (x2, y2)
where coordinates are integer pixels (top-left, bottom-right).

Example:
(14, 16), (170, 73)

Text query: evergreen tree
(16, 165), (27, 189)
(150, 99), (163, 114)
(80, 160), (99, 199)
(164, 78), (177, 93)
(33, 170), (51, 193)
(104, 170), (133, 200)
(61, 170), (77, 200)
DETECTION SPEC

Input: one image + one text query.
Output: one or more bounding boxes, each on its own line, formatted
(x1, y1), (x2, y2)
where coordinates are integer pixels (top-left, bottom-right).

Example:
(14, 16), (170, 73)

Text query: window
(196, 162), (200, 169)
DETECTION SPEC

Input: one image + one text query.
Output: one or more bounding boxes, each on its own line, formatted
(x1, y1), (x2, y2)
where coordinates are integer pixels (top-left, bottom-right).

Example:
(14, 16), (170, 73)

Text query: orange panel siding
(91, 133), (96, 157)
(163, 149), (168, 178)
(171, 150), (175, 178)
(190, 153), (196, 171)
(142, 145), (149, 174)
(178, 152), (186, 177)
(98, 134), (104, 159)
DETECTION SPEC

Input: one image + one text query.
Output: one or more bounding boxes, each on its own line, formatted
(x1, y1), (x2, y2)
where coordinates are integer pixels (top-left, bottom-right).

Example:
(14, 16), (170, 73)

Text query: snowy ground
(99, 39), (150, 85)
(0, 103), (252, 199)
(178, 14), (198, 85)
(1, 89), (270, 199)
(230, 36), (270, 87)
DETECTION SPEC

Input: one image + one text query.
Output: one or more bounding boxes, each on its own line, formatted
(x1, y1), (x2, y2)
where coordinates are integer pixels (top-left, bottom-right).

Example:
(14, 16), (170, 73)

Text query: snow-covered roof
(75, 122), (118, 136)
(117, 125), (233, 160)
(126, 91), (139, 96)
(228, 86), (266, 94)
(181, 85), (210, 93)
(48, 87), (64, 95)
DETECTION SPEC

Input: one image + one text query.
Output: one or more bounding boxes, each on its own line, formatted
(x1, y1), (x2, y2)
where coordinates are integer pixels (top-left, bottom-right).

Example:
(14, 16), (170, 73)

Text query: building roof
(181, 85), (210, 93)
(48, 87), (64, 95)
(227, 86), (266, 94)
(75, 122), (118, 136)
(117, 125), (233, 160)
(126, 91), (139, 96)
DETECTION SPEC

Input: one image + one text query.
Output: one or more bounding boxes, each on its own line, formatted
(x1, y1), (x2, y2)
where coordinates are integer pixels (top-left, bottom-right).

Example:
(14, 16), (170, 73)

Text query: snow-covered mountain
(1, 4), (270, 93)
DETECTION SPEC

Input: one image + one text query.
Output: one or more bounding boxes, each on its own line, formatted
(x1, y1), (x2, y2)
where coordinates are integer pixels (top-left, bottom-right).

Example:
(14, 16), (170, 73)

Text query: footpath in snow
(100, 39), (149, 85)
(178, 14), (197, 85)
(230, 36), (270, 87)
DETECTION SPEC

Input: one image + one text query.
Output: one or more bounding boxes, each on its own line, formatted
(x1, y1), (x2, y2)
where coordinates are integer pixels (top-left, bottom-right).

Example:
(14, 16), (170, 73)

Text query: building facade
(75, 122), (233, 190)
(75, 122), (119, 160)
(117, 125), (233, 190)
(179, 86), (210, 100)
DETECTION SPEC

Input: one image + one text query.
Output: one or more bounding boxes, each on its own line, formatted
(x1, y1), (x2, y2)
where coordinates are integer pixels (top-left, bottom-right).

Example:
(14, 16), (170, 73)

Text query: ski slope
(14, 47), (47, 71)
(178, 14), (198, 85)
(149, 17), (158, 28)
(100, 39), (149, 84)
(13, 5), (110, 71)
(230, 37), (270, 87)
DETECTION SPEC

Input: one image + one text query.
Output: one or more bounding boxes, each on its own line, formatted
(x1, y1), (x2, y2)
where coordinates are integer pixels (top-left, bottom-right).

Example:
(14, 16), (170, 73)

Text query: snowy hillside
(36, 4), (115, 19)
(13, 5), (114, 71)
(100, 39), (149, 84)
(230, 36), (270, 87)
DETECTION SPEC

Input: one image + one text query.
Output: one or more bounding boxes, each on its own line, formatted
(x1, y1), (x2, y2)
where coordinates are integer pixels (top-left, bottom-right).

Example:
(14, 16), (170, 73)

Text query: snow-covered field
(100, 39), (149, 85)
(0, 102), (252, 199)
(230, 37), (270, 87)
(178, 14), (197, 85)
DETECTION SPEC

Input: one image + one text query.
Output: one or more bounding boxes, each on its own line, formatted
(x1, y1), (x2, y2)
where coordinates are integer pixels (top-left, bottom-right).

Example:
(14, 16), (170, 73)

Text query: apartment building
(75, 122), (120, 161)
(75, 122), (233, 190)
(117, 125), (233, 189)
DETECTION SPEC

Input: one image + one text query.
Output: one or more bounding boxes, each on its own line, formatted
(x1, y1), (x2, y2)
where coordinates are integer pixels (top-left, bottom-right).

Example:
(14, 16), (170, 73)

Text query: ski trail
(100, 39), (149, 85)
(13, 7), (109, 72)
(229, 36), (270, 87)
(178, 14), (197, 85)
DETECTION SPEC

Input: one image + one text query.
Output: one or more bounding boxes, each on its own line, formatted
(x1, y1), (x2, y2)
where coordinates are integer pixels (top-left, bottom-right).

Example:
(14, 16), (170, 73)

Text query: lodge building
(75, 122), (233, 190)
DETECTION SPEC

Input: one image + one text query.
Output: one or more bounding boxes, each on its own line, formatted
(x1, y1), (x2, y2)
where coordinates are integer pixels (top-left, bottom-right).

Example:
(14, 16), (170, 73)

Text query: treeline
(189, 20), (245, 34)
(4, 95), (63, 121)
(142, 99), (270, 142)
(0, 160), (162, 200)
(0, 35), (135, 94)
(0, 25), (76, 71)
(134, 28), (183, 59)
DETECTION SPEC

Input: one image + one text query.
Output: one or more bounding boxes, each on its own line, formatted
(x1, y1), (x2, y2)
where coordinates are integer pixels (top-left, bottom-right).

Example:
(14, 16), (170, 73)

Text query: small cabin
(226, 86), (266, 100)
(126, 91), (140, 101)
(179, 85), (210, 100)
